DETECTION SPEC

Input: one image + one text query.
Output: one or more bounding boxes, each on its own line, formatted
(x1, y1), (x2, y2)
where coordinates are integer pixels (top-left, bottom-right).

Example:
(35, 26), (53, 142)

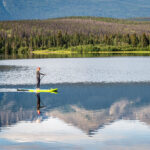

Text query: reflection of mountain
(1, 83), (150, 135)
(0, 109), (36, 127)
(45, 99), (150, 135)
(1, 99), (150, 135)
(46, 106), (111, 135)
(0, 91), (36, 127)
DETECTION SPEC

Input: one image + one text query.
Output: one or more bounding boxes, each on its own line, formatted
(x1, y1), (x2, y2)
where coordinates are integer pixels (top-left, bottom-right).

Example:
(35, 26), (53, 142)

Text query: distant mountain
(0, 0), (150, 20)
(0, 0), (11, 20)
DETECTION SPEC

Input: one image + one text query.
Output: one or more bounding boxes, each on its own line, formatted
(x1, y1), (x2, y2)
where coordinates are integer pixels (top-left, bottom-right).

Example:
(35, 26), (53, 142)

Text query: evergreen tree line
(0, 29), (150, 55)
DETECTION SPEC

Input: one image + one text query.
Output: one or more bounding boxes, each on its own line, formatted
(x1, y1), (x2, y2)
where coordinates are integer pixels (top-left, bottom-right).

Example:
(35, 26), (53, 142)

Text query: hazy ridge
(0, 0), (150, 20)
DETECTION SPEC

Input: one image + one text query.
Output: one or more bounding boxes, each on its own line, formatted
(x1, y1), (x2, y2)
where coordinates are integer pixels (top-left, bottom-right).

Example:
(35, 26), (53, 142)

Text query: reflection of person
(37, 93), (41, 115)
(36, 93), (45, 115)
(36, 67), (45, 89)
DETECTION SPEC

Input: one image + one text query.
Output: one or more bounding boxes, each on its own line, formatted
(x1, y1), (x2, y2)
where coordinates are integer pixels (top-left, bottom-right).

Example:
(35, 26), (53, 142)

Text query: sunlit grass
(32, 44), (150, 55)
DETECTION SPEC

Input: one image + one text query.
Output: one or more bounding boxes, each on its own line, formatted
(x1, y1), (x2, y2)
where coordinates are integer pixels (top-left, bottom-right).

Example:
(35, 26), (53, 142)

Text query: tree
(57, 30), (63, 47)
(130, 34), (139, 47)
(141, 33), (149, 47)
(123, 34), (131, 45)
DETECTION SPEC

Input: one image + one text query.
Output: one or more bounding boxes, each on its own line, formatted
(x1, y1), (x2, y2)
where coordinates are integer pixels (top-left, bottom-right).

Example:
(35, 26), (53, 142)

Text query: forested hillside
(0, 17), (150, 55)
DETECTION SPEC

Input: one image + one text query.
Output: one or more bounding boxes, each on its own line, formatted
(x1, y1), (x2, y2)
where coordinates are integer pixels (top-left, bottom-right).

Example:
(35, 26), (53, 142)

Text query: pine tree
(130, 34), (139, 47)
(123, 34), (131, 45)
(141, 33), (149, 47)
(57, 31), (63, 47)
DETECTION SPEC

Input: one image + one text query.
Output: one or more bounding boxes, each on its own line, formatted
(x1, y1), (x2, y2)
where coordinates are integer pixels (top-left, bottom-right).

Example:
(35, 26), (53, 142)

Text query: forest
(0, 17), (150, 55)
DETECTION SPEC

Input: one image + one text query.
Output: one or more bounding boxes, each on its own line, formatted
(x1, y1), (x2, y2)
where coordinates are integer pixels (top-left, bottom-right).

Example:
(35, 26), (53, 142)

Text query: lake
(0, 57), (150, 150)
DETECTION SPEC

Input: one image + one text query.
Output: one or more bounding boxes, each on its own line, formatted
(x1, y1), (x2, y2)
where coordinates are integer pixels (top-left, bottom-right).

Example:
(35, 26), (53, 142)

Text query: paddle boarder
(36, 67), (45, 90)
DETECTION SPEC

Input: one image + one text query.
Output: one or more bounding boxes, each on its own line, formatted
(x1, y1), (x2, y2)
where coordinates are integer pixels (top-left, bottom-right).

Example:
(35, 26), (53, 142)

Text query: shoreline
(32, 50), (150, 55)
(31, 44), (150, 55)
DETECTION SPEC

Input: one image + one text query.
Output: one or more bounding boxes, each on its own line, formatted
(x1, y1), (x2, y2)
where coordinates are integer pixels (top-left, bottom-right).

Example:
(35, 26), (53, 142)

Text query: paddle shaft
(40, 74), (45, 81)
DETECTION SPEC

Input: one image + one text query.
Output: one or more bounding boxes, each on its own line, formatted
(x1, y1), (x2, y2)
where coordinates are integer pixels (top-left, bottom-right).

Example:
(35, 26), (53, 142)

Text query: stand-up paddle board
(17, 88), (58, 94)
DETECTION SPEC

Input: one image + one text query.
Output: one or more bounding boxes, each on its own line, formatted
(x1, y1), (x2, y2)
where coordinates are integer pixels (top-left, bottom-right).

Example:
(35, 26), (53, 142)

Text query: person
(36, 67), (45, 89)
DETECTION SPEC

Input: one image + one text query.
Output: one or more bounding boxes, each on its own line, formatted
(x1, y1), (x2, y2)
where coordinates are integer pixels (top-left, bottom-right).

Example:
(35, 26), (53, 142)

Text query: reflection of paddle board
(17, 88), (58, 94)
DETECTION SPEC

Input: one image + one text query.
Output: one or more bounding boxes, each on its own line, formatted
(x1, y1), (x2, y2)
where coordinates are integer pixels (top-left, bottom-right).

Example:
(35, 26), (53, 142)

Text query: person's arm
(40, 72), (46, 76)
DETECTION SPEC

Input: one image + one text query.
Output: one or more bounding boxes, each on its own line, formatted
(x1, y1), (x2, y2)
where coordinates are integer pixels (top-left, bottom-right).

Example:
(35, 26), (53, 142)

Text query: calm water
(1, 57), (150, 150)
(1, 57), (150, 85)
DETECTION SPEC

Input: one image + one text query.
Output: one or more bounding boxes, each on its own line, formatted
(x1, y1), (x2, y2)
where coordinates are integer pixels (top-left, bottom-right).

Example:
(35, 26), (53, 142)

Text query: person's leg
(36, 80), (40, 90)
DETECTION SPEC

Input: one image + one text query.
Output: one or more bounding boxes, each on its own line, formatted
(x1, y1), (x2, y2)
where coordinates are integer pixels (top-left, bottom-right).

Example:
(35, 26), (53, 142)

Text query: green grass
(32, 44), (150, 55)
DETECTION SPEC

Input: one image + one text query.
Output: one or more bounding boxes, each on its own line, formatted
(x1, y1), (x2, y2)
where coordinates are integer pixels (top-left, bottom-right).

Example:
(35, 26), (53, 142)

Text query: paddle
(17, 89), (29, 91)
(40, 74), (46, 81)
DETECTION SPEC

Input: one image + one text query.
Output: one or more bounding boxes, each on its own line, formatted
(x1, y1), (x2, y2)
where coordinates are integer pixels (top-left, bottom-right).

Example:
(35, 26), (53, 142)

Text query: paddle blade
(17, 88), (29, 92)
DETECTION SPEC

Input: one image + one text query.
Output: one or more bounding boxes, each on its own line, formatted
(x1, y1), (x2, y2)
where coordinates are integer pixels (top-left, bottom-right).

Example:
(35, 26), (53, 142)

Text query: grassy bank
(32, 44), (150, 55)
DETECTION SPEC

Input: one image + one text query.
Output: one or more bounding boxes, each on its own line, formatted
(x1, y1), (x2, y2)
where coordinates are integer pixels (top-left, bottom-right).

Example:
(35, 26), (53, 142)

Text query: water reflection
(1, 53), (150, 60)
(0, 83), (150, 149)
(37, 93), (43, 115)
(0, 83), (150, 133)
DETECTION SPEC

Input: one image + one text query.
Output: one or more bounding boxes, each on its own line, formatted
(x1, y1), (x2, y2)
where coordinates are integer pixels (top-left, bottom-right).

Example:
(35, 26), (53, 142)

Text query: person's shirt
(36, 70), (40, 81)
(36, 70), (45, 80)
